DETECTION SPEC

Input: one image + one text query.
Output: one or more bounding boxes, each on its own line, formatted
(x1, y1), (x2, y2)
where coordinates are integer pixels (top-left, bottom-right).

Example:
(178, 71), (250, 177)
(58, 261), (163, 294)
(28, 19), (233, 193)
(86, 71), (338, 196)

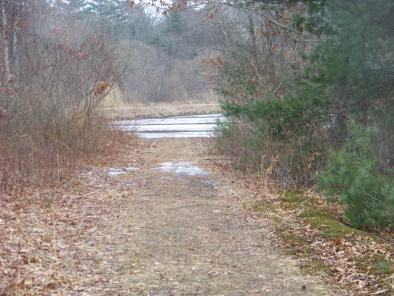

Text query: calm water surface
(112, 114), (226, 138)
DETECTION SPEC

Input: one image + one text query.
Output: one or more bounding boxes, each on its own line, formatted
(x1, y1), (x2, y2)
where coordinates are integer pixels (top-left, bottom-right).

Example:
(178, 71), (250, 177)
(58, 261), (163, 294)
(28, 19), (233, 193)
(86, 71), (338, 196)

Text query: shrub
(317, 120), (394, 230)
(215, 114), (328, 188)
(0, 13), (126, 195)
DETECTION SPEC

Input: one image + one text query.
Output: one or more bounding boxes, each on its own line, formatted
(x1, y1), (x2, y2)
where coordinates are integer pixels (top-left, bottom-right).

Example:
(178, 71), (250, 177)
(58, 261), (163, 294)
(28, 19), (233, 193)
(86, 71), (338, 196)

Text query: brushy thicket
(220, 77), (332, 188)
(0, 12), (128, 195)
(213, 0), (394, 230)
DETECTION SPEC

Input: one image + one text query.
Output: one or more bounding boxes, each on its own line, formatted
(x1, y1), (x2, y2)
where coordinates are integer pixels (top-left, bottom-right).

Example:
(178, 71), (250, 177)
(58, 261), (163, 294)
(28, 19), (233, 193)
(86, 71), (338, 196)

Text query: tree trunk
(12, 0), (19, 84)
(1, 0), (11, 84)
(248, 14), (259, 71)
(1, 0), (18, 86)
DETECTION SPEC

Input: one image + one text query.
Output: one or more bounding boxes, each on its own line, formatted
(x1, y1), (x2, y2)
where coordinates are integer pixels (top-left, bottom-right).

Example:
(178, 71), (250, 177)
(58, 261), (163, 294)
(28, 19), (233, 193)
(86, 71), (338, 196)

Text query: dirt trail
(1, 138), (335, 295)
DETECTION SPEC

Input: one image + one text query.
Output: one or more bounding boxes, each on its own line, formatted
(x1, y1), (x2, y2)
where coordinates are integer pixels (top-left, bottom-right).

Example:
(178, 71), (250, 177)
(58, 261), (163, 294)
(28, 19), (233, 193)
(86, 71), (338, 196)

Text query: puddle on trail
(108, 166), (140, 177)
(158, 162), (207, 176)
(99, 163), (205, 178)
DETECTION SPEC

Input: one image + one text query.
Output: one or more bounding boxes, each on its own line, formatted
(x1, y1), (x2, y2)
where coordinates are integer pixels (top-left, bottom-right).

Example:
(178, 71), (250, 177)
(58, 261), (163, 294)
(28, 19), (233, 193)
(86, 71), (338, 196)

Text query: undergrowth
(0, 112), (131, 196)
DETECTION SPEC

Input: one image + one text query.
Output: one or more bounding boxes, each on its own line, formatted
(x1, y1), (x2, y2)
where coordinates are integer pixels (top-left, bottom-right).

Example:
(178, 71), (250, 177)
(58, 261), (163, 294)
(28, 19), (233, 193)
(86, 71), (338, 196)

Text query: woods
(0, 0), (392, 244)
(0, 0), (393, 294)
(206, 0), (394, 231)
(0, 0), (392, 241)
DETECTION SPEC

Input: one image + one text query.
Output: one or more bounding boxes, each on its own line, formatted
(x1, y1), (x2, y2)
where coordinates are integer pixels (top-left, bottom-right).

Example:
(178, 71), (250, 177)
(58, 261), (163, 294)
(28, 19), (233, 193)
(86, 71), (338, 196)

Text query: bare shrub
(0, 10), (127, 195)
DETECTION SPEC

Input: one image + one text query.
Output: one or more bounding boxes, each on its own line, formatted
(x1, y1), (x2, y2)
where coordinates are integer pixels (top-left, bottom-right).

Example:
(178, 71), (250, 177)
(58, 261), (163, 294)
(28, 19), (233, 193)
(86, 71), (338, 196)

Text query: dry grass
(103, 101), (221, 119)
(0, 110), (132, 196)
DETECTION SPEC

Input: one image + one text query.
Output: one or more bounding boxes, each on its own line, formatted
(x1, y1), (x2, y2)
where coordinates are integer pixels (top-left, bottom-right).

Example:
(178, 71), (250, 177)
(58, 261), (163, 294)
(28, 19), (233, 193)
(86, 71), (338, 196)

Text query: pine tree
(216, 1), (394, 227)
(161, 5), (187, 57)
(164, 9), (185, 35)
(297, 0), (394, 229)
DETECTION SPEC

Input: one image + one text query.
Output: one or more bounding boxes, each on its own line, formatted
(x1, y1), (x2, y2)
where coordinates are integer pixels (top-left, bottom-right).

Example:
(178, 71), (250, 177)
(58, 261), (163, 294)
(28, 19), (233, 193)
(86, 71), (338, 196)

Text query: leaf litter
(217, 164), (394, 295)
(1, 138), (343, 295)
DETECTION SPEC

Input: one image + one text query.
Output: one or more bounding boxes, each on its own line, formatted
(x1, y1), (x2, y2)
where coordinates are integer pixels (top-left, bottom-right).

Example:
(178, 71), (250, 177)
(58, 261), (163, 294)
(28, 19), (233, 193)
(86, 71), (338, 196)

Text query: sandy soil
(0, 137), (336, 295)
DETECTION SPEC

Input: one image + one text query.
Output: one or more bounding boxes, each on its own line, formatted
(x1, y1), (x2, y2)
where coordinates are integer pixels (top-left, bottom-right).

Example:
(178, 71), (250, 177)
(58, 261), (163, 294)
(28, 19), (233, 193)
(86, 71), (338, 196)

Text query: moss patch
(252, 190), (394, 295)
(300, 209), (357, 239)
(279, 191), (365, 239)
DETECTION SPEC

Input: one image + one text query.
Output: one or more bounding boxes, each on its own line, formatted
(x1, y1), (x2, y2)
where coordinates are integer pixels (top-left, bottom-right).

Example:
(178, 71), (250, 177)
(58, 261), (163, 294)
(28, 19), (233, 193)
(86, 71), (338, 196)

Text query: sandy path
(1, 138), (335, 295)
(80, 138), (333, 295)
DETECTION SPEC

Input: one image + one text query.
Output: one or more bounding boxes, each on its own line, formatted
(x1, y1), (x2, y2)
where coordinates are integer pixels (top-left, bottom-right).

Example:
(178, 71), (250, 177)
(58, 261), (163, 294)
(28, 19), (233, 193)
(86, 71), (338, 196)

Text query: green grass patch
(373, 261), (393, 275)
(371, 255), (394, 275)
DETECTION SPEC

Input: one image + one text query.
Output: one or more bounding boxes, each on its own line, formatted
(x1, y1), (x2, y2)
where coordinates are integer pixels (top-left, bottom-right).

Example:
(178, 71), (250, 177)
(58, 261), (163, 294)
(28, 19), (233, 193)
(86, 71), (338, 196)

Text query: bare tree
(0, 0), (20, 86)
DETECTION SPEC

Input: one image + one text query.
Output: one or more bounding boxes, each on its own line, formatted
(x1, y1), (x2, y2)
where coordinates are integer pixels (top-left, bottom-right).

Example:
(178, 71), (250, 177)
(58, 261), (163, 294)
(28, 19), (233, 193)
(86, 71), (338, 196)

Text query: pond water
(112, 114), (226, 138)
